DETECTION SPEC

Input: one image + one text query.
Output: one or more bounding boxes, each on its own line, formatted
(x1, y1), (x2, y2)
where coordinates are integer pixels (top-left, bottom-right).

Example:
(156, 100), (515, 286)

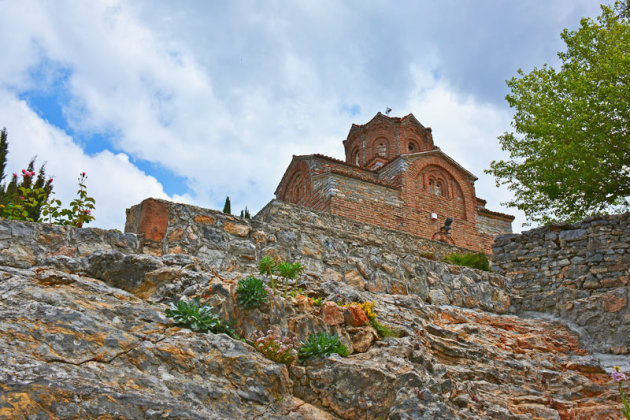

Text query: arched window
(376, 141), (387, 158)
(408, 143), (415, 152)
(427, 177), (445, 197)
(353, 150), (360, 166)
(289, 174), (304, 204)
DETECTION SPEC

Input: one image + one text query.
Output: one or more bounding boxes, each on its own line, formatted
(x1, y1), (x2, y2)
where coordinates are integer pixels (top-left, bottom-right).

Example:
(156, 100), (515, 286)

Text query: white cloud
(0, 93), (170, 229)
(0, 0), (607, 233)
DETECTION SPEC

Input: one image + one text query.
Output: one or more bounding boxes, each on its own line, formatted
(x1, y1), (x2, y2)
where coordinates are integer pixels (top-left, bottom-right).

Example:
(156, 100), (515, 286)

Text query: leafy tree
(0, 127), (94, 227)
(0, 128), (53, 220)
(222, 196), (231, 214)
(487, 2), (630, 225)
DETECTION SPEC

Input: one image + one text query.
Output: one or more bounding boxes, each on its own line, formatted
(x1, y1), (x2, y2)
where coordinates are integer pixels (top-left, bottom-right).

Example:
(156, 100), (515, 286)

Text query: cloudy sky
(0, 0), (605, 231)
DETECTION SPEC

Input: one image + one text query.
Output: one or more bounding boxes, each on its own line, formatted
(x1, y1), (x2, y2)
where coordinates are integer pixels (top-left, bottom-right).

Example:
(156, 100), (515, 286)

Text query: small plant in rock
(258, 255), (278, 289)
(288, 287), (305, 298)
(236, 276), (268, 309)
(340, 301), (377, 321)
(298, 331), (350, 362)
(370, 319), (403, 339)
(340, 300), (403, 339)
(611, 364), (630, 419)
(250, 329), (300, 365)
(165, 297), (238, 337)
(312, 297), (323, 307)
(442, 252), (490, 272)
(276, 261), (305, 294)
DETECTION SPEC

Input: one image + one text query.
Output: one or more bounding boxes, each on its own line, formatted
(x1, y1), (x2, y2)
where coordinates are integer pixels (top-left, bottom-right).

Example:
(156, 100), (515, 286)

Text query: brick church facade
(275, 113), (514, 254)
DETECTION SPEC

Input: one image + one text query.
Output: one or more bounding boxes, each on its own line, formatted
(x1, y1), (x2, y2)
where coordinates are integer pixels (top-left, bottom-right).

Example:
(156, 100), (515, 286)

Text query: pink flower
(612, 370), (627, 382)
(83, 209), (91, 215)
(21, 169), (26, 174)
(48, 178), (53, 183)
(81, 172), (86, 176)
(20, 196), (24, 200)
(30, 171), (35, 176)
(12, 173), (16, 177)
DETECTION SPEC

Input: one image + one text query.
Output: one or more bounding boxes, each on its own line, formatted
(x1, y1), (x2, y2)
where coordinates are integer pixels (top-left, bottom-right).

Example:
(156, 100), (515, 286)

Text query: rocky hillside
(0, 202), (626, 419)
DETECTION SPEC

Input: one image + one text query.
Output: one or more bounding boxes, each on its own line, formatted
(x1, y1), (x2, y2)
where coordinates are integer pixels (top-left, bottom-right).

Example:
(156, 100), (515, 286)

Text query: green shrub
(276, 261), (305, 292)
(298, 332), (350, 362)
(165, 297), (237, 337)
(258, 255), (278, 288)
(236, 276), (268, 309)
(288, 287), (305, 298)
(442, 252), (490, 271)
(370, 319), (403, 338)
(312, 297), (323, 307)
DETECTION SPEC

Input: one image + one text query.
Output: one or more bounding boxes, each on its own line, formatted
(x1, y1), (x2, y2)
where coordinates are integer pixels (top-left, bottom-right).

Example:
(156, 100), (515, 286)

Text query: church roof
(346, 112), (427, 139)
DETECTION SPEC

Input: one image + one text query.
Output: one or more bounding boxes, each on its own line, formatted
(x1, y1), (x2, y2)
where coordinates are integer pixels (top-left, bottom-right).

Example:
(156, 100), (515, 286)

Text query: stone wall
(492, 213), (630, 354)
(476, 210), (513, 237)
(124, 198), (512, 314)
(0, 219), (139, 269)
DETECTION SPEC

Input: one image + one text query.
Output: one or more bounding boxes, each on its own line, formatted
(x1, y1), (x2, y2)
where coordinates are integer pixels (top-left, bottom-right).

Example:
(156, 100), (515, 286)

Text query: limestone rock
(0, 207), (627, 419)
(321, 301), (344, 326)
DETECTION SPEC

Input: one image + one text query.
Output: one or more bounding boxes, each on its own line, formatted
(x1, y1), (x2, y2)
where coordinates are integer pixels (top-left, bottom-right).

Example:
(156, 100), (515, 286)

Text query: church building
(274, 113), (514, 254)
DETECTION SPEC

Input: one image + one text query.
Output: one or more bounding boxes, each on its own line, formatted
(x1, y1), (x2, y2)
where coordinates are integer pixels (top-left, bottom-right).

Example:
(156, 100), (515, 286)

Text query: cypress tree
(0, 128), (8, 189)
(222, 196), (231, 214)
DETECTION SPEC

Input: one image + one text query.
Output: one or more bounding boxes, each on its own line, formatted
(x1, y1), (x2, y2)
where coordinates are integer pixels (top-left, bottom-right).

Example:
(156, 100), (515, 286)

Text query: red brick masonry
(275, 113), (514, 254)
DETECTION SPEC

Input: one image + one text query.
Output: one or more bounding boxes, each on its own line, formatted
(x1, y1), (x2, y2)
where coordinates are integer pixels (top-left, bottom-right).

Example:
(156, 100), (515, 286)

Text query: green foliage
(250, 329), (299, 365)
(165, 297), (237, 337)
(486, 2), (630, 224)
(240, 207), (251, 219)
(236, 276), (268, 309)
(0, 128), (8, 186)
(0, 129), (95, 227)
(222, 196), (231, 214)
(442, 252), (490, 272)
(369, 319), (403, 339)
(0, 129), (53, 221)
(39, 172), (96, 227)
(288, 287), (305, 298)
(298, 332), (349, 362)
(311, 297), (323, 306)
(1, 169), (52, 222)
(257, 255), (305, 293)
(276, 261), (305, 292)
(258, 255), (278, 288)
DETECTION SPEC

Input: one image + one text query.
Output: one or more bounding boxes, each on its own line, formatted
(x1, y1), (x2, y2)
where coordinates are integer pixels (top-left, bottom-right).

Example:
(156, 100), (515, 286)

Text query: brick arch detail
(344, 133), (362, 165)
(404, 159), (475, 221)
(405, 137), (422, 153)
(367, 134), (395, 162)
(420, 166), (451, 198)
(278, 161), (312, 206)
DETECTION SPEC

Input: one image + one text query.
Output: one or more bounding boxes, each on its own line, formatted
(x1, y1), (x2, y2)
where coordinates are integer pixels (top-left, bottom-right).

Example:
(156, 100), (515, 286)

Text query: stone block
(224, 222), (251, 237)
(321, 301), (344, 325)
(343, 305), (368, 327)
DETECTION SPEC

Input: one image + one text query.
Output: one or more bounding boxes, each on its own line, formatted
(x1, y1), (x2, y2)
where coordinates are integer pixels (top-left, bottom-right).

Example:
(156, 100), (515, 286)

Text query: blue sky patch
(130, 157), (190, 196)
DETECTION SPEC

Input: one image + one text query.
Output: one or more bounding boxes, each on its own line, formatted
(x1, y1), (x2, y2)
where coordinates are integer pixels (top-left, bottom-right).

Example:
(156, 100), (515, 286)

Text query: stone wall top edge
(494, 212), (630, 245)
(255, 199), (476, 255)
(0, 218), (135, 237)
